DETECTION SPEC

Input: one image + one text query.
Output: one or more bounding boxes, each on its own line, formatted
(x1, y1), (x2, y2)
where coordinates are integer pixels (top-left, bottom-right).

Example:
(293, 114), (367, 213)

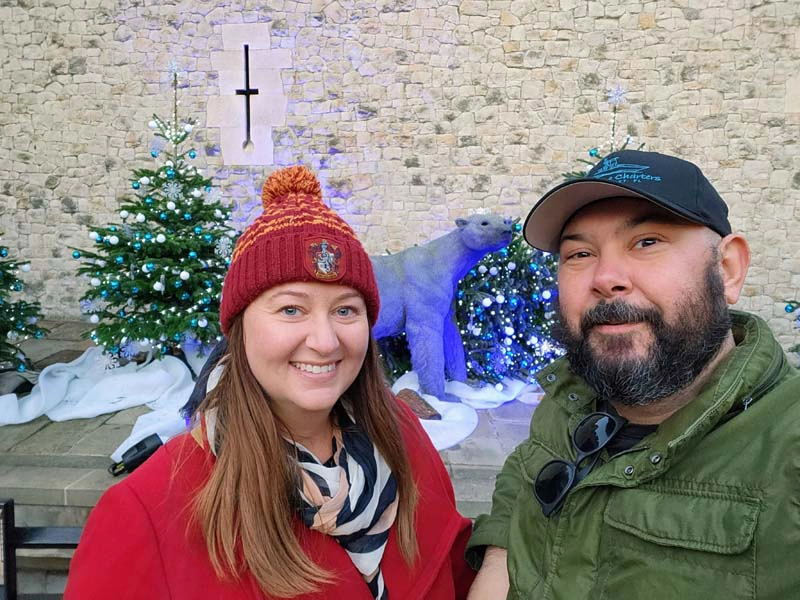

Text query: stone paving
(1, 321), (536, 593)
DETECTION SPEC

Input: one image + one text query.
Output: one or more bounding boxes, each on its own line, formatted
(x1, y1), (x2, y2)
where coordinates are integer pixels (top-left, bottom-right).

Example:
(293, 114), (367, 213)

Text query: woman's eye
(281, 306), (299, 316)
(336, 307), (354, 317)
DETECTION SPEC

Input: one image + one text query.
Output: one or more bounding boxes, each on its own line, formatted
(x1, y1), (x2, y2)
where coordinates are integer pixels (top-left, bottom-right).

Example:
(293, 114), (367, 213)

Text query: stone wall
(1, 0), (798, 348)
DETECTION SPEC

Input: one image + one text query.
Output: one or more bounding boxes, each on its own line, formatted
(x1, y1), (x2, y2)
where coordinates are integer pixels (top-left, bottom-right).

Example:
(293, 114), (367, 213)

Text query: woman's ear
(717, 233), (751, 305)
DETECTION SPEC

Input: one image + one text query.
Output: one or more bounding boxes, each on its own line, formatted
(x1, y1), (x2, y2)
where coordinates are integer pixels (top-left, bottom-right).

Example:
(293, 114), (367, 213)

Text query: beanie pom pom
(261, 165), (322, 208)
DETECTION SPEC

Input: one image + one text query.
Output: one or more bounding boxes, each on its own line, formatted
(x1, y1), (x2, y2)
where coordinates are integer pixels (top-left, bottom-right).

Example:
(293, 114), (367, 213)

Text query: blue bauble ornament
(110, 226), (117, 232)
(160, 346), (168, 354)
(72, 250), (81, 259)
(589, 147), (599, 157)
(12, 282), (22, 291)
(173, 333), (182, 341)
(190, 318), (198, 327)
(183, 213), (191, 220)
(132, 286), (139, 294)
(475, 306), (483, 315)
(132, 181), (140, 189)
(174, 280), (183, 288)
(205, 186), (212, 192)
(0, 248), (7, 257)
(110, 281), (120, 289)
(159, 212), (167, 220)
(200, 296), (210, 305)
(100, 290), (109, 298)
(151, 150), (159, 158)
(146, 262), (155, 271)
(150, 303), (159, 310)
(133, 242), (142, 250)
(193, 226), (202, 234)
(144, 233), (152, 240)
(514, 222), (522, 232)
(118, 309), (126, 317)
(188, 150), (197, 159)
(166, 168), (175, 179)
(35, 330), (44, 339)
(203, 234), (213, 243)
(180, 292), (190, 300)
(203, 279), (212, 288)
(189, 251), (197, 259)
(145, 197), (153, 205)
(110, 345), (119, 354)
(17, 364), (26, 372)
(115, 256), (124, 264)
(786, 304), (795, 313)
(500, 248), (508, 257)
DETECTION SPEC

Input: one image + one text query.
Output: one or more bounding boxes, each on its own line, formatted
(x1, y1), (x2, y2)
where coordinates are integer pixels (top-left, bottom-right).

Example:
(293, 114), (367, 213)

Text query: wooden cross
(235, 44), (259, 152)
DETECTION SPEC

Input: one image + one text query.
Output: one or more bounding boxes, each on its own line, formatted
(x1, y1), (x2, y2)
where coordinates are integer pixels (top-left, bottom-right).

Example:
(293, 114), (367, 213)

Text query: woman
(65, 165), (475, 599)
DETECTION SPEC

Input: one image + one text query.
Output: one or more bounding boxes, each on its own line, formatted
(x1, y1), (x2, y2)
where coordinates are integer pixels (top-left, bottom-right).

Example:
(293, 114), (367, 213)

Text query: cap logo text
(592, 157), (662, 185)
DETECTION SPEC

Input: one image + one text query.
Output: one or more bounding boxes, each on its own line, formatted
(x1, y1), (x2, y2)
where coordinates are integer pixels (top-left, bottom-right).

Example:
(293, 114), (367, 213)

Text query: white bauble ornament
(119, 210), (129, 219)
(156, 234), (166, 243)
(135, 213), (145, 223)
(153, 281), (164, 292)
(90, 277), (101, 286)
(89, 314), (100, 324)
(166, 201), (176, 210)
(198, 318), (208, 328)
(109, 236), (119, 245)
(179, 271), (190, 280)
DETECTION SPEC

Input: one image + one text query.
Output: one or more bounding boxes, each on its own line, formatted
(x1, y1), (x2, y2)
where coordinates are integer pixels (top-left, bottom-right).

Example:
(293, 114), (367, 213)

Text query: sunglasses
(533, 411), (626, 517)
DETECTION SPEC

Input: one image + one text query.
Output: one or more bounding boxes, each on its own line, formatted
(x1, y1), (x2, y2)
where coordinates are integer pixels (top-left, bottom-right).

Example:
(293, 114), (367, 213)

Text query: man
(466, 150), (800, 599)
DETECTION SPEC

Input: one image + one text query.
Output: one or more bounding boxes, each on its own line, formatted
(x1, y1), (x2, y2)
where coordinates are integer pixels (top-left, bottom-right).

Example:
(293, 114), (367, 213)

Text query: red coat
(65, 408), (475, 599)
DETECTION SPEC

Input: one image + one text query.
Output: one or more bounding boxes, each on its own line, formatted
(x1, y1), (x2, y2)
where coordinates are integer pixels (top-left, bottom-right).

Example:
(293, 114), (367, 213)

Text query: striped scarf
(294, 414), (398, 600)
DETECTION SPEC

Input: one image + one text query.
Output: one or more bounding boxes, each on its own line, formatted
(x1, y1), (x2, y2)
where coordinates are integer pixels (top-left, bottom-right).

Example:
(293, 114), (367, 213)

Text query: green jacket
(467, 311), (800, 599)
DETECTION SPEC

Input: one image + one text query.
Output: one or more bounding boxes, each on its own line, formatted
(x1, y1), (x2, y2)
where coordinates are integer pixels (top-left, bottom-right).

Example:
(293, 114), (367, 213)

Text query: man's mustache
(580, 301), (662, 334)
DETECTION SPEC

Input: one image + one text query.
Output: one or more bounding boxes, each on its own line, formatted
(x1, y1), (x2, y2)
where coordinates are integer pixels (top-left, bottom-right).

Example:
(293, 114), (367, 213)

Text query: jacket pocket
(596, 485), (760, 600)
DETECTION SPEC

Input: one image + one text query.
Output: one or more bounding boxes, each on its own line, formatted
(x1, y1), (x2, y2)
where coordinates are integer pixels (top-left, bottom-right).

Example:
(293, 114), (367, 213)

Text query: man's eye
(635, 238), (659, 248)
(564, 250), (591, 261)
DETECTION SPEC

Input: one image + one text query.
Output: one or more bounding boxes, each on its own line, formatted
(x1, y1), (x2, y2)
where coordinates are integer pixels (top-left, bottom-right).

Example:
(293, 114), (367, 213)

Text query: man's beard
(552, 260), (732, 407)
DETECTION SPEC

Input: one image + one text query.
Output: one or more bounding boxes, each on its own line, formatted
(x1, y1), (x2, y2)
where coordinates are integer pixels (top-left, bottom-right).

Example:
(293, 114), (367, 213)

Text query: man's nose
(591, 254), (632, 298)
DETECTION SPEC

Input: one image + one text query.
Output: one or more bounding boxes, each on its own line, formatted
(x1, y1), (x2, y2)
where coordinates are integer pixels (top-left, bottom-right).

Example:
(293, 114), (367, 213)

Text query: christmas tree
(71, 70), (237, 360)
(563, 84), (644, 179)
(0, 238), (48, 372)
(455, 224), (561, 386)
(784, 300), (800, 356)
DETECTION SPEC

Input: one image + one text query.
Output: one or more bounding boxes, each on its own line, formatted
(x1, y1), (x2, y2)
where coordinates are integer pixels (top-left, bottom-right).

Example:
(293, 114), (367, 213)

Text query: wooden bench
(0, 499), (82, 600)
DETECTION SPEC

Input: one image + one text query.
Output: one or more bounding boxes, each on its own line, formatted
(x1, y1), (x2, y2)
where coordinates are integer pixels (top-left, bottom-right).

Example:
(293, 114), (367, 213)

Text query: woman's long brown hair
(194, 316), (418, 597)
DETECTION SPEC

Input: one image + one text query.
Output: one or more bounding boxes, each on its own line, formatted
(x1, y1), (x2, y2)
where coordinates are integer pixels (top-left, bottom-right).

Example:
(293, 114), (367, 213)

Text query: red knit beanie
(220, 166), (380, 334)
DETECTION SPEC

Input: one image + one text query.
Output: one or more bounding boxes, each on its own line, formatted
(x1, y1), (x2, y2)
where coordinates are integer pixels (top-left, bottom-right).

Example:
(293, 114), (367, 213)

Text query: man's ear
(717, 233), (750, 305)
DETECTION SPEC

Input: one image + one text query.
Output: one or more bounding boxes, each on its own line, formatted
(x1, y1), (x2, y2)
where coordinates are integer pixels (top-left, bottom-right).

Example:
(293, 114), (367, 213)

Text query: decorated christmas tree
(563, 84), (644, 179)
(455, 224), (560, 385)
(71, 70), (237, 360)
(784, 300), (800, 356)
(0, 238), (47, 372)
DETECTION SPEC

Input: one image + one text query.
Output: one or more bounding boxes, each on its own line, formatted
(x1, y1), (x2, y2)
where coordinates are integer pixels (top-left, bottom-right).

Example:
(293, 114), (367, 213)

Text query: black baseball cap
(523, 150), (732, 253)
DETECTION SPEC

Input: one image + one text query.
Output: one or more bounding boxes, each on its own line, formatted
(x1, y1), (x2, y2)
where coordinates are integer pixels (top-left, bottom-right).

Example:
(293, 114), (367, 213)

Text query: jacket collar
(537, 311), (789, 480)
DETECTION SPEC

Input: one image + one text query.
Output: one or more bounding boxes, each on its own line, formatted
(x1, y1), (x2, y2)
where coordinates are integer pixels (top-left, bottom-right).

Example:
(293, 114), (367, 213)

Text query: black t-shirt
(598, 399), (658, 456)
